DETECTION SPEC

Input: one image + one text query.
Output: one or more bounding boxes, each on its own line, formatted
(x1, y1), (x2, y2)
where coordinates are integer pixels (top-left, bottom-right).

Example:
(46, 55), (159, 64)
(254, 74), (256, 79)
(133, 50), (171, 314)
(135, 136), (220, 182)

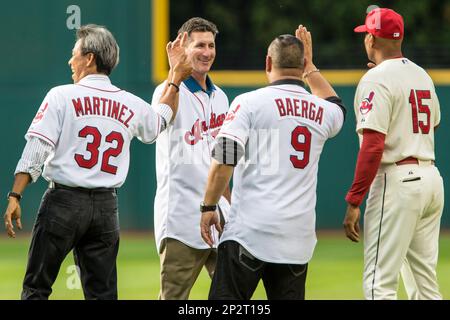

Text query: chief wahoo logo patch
(33, 102), (49, 124)
(359, 91), (374, 115)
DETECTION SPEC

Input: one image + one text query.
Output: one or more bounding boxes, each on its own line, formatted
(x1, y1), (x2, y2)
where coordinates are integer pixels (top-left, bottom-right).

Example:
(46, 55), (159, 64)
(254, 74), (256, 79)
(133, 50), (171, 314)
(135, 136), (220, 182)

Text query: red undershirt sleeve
(345, 129), (386, 207)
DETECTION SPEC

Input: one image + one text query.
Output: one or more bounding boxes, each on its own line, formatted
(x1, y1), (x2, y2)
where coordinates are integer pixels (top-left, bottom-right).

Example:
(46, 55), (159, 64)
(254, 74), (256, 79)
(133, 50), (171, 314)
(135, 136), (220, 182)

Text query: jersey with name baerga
(217, 84), (344, 264)
(27, 74), (168, 188)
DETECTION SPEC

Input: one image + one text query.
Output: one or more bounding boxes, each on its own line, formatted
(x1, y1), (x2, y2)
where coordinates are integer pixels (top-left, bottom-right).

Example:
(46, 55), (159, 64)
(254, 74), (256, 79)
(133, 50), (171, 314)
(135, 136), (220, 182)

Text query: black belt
(49, 182), (116, 194)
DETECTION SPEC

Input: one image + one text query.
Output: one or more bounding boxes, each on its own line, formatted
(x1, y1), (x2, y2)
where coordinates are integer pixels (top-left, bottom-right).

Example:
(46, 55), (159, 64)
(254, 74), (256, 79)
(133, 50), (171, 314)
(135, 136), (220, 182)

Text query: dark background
(171, 0), (450, 69)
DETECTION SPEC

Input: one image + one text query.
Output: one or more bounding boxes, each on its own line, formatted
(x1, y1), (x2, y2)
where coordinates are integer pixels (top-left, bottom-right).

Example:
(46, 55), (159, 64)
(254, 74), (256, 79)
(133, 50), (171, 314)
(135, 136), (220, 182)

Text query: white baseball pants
(363, 161), (444, 300)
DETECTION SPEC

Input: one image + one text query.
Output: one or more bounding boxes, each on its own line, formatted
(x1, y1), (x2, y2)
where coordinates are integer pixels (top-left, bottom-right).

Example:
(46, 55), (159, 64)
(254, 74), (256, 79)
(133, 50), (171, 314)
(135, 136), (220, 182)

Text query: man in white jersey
(343, 8), (444, 300)
(200, 26), (346, 299)
(152, 17), (230, 300)
(3, 24), (191, 299)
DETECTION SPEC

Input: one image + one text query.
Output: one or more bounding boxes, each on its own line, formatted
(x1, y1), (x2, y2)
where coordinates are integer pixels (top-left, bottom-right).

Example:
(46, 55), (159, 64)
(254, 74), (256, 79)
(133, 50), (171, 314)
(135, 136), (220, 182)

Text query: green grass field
(1, 231), (449, 300)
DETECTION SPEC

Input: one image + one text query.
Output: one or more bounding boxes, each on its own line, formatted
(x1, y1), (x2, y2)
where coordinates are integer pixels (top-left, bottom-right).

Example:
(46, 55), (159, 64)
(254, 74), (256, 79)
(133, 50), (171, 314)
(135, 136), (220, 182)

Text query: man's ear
(86, 52), (96, 67)
(266, 55), (272, 73)
(368, 34), (376, 48)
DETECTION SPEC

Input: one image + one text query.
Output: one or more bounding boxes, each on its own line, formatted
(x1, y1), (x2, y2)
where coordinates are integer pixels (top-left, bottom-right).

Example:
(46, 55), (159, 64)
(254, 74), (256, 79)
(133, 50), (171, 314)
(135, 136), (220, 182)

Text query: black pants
(22, 185), (120, 300)
(209, 241), (308, 300)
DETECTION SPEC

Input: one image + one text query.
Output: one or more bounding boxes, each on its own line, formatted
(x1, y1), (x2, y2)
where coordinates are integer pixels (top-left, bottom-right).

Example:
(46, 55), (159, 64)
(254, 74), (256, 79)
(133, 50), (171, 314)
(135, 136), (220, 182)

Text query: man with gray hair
(3, 24), (192, 299)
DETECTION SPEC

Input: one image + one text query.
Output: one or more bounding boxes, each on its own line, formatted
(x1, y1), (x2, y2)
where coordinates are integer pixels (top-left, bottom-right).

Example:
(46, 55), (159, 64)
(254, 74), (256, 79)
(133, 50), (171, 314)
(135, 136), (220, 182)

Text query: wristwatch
(7, 191), (22, 202)
(200, 201), (217, 213)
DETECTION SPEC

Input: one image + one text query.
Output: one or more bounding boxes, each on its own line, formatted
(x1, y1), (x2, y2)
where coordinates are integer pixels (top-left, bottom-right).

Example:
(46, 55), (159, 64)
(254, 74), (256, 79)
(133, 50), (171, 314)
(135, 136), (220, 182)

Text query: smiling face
(68, 39), (92, 83)
(186, 31), (216, 77)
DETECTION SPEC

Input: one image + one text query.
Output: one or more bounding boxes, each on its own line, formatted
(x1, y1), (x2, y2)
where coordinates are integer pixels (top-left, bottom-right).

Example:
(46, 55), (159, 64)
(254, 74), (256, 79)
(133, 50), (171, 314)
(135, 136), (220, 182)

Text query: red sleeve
(345, 129), (386, 206)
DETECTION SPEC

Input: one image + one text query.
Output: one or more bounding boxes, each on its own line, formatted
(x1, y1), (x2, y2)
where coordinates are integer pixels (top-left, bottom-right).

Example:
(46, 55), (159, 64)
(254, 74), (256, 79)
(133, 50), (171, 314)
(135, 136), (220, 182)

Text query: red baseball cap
(354, 8), (404, 40)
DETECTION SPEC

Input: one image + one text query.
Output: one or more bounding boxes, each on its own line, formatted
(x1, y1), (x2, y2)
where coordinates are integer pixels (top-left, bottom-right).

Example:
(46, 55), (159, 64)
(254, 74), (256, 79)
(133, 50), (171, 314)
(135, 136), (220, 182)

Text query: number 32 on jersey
(74, 125), (124, 175)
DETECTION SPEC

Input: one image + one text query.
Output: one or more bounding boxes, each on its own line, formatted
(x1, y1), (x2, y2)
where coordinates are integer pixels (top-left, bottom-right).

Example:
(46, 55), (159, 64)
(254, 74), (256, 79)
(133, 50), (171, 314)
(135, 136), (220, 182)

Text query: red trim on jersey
(191, 92), (205, 109)
(76, 84), (123, 93)
(219, 132), (245, 146)
(27, 131), (56, 147)
(190, 91), (212, 154)
(345, 129), (385, 206)
(270, 87), (311, 95)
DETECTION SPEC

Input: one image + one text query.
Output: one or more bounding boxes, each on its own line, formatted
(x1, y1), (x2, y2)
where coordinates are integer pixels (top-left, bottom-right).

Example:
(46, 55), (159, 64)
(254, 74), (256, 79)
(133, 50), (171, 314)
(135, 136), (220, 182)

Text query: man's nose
(202, 48), (213, 57)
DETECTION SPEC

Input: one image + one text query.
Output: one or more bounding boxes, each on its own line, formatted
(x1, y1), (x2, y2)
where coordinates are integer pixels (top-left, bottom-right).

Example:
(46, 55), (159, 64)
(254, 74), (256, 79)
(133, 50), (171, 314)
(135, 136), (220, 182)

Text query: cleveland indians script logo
(359, 91), (375, 115)
(184, 112), (227, 145)
(32, 102), (49, 124)
(224, 104), (241, 123)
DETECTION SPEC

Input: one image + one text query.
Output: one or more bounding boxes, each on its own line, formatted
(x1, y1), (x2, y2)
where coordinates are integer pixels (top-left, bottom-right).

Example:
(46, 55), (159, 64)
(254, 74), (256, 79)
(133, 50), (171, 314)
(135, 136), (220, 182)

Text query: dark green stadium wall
(225, 86), (450, 228)
(0, 1), (448, 230)
(0, 0), (156, 230)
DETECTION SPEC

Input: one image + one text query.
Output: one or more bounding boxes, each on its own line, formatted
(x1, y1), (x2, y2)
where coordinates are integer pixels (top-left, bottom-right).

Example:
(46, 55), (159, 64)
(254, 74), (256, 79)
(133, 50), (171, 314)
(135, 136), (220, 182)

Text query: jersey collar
(79, 74), (112, 84)
(77, 74), (122, 92)
(269, 78), (306, 88)
(183, 75), (216, 97)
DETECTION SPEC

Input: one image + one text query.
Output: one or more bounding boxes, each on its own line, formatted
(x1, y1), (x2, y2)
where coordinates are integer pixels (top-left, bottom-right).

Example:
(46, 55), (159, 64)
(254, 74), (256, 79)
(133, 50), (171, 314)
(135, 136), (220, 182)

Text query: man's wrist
(170, 73), (184, 86)
(7, 191), (22, 202)
(303, 67), (320, 79)
(200, 201), (217, 213)
(168, 82), (180, 92)
(345, 193), (361, 207)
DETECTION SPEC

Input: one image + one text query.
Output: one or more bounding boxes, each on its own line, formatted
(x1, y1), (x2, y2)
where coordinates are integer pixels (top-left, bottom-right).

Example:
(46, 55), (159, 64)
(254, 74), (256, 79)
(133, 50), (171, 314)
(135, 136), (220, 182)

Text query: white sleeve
(152, 103), (173, 126)
(135, 101), (164, 144)
(152, 82), (173, 124)
(216, 95), (251, 150)
(324, 97), (345, 138)
(26, 88), (63, 147)
(135, 83), (173, 144)
(431, 87), (440, 127)
(354, 81), (392, 135)
(329, 106), (344, 138)
(15, 136), (54, 183)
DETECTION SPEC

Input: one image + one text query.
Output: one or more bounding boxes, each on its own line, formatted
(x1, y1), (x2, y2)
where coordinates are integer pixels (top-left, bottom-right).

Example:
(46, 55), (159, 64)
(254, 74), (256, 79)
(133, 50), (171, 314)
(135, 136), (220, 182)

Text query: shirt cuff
(212, 136), (245, 166)
(15, 160), (41, 183)
(14, 136), (53, 183)
(153, 103), (173, 125)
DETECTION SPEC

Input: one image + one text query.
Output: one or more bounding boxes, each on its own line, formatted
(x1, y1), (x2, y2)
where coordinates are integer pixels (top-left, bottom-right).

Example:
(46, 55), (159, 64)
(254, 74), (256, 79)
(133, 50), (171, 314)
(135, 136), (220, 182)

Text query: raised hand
(166, 32), (189, 69)
(172, 51), (193, 83)
(167, 32), (192, 82)
(295, 25), (313, 68)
